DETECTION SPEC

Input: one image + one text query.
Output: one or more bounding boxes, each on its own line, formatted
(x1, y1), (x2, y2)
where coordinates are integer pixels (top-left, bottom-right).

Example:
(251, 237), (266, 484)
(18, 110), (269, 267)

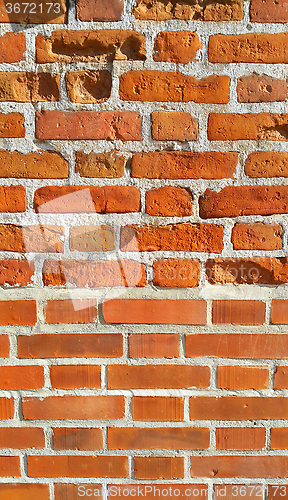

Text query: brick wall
(0, 0), (288, 498)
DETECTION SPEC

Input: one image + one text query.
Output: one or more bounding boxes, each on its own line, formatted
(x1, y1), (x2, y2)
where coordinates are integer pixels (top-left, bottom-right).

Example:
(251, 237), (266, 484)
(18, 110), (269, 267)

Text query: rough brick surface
(206, 258), (288, 285)
(0, 72), (60, 102)
(145, 186), (193, 216)
(153, 259), (201, 287)
(108, 427), (209, 449)
(0, 150), (68, 178)
(0, 186), (26, 212)
(151, 111), (198, 141)
(0, 33), (26, 63)
(0, 113), (24, 137)
(69, 225), (116, 252)
(75, 151), (126, 178)
(133, 0), (243, 20)
(0, 0), (67, 22)
(208, 113), (288, 141)
(231, 223), (282, 250)
(250, 0), (288, 22)
(237, 74), (287, 103)
(245, 152), (288, 178)
(0, 224), (63, 252)
(153, 32), (202, 64)
(66, 71), (112, 103)
(76, 0), (123, 21)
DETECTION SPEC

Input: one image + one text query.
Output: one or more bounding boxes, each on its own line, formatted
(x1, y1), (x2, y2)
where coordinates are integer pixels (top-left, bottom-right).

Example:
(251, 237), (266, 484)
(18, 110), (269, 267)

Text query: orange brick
(268, 485), (288, 500)
(0, 72), (60, 102)
(18, 333), (122, 359)
(0, 336), (9, 358)
(0, 398), (14, 419)
(0, 224), (63, 253)
(206, 258), (288, 285)
(0, 366), (44, 390)
(190, 397), (288, 420)
(107, 485), (208, 500)
(0, 300), (36, 325)
(134, 457), (184, 479)
(0, 0), (67, 22)
(212, 300), (265, 325)
(27, 455), (128, 478)
(23, 395), (124, 420)
(120, 71), (230, 103)
(45, 299), (97, 324)
(232, 223), (282, 250)
(53, 428), (103, 450)
(75, 151), (125, 178)
(55, 483), (103, 500)
(0, 457), (20, 477)
(129, 333), (179, 358)
(271, 300), (288, 324)
(0, 149), (68, 178)
(216, 427), (266, 450)
(208, 113), (288, 141)
(0, 484), (49, 500)
(151, 111), (198, 141)
(153, 259), (200, 287)
(66, 70), (112, 103)
(0, 261), (34, 286)
(133, 397), (184, 421)
(245, 151), (288, 178)
(0, 113), (24, 138)
(108, 365), (210, 389)
(274, 366), (288, 389)
(0, 427), (45, 449)
(0, 33), (26, 63)
(146, 186), (193, 216)
(133, 0), (243, 20)
(190, 456), (288, 478)
(271, 428), (288, 449)
(50, 365), (101, 389)
(0, 186), (26, 212)
(153, 31), (202, 64)
(217, 366), (269, 390)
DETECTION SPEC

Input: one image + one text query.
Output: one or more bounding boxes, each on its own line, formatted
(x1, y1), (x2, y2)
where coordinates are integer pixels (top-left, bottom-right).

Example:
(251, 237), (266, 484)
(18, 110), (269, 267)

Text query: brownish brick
(76, 0), (123, 21)
(134, 457), (184, 479)
(0, 113), (24, 138)
(133, 0), (243, 20)
(151, 111), (198, 141)
(208, 113), (288, 141)
(250, 0), (288, 22)
(53, 428), (103, 450)
(45, 299), (97, 324)
(0, 72), (60, 102)
(153, 259), (200, 287)
(206, 258), (288, 285)
(237, 74), (287, 103)
(0, 150), (68, 178)
(0, 33), (26, 63)
(0, 0), (67, 23)
(66, 71), (112, 103)
(75, 151), (126, 178)
(69, 225), (115, 252)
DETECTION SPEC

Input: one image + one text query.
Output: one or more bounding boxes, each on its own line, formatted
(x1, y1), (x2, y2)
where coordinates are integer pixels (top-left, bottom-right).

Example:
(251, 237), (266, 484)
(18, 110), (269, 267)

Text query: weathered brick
(108, 365), (210, 388)
(129, 333), (179, 358)
(0, 72), (60, 102)
(208, 113), (288, 141)
(250, 0), (288, 23)
(53, 428), (103, 450)
(131, 152), (238, 179)
(209, 33), (288, 63)
(36, 30), (145, 63)
(245, 152), (288, 178)
(70, 225), (115, 252)
(153, 31), (202, 64)
(134, 457), (184, 479)
(133, 0), (243, 20)
(75, 151), (126, 178)
(133, 397), (184, 421)
(274, 367), (288, 389)
(200, 186), (288, 218)
(0, 366), (44, 389)
(206, 258), (288, 285)
(50, 365), (101, 389)
(121, 224), (223, 252)
(103, 299), (207, 325)
(271, 428), (288, 449)
(268, 486), (288, 500)
(0, 149), (68, 178)
(0, 457), (20, 476)
(0, 300), (36, 325)
(18, 333), (122, 359)
(27, 455), (128, 478)
(212, 300), (265, 325)
(216, 428), (266, 450)
(232, 223), (282, 250)
(271, 300), (288, 324)
(190, 456), (288, 478)
(0, 113), (24, 138)
(0, 427), (45, 449)
(120, 72), (230, 103)
(66, 71), (112, 103)
(34, 186), (140, 213)
(0, 33), (26, 63)
(151, 111), (198, 141)
(0, 484), (49, 500)
(76, 0), (123, 20)
(237, 75), (287, 103)
(217, 366), (269, 390)
(35, 111), (142, 141)
(190, 397), (288, 420)
(55, 484), (103, 500)
(153, 259), (201, 287)
(0, 186), (26, 212)
(0, 336), (9, 358)
(0, 224), (63, 253)
(146, 186), (193, 216)
(45, 299), (97, 324)
(0, 0), (67, 23)
(23, 395), (124, 420)
(42, 260), (146, 287)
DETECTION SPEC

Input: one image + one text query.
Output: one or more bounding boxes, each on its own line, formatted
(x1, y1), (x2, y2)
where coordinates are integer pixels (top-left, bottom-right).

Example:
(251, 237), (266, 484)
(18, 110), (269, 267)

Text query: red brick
(0, 398), (14, 419)
(146, 186), (193, 216)
(0, 186), (26, 212)
(50, 365), (101, 389)
(216, 427), (266, 450)
(274, 366), (288, 389)
(134, 457), (183, 479)
(55, 484), (103, 500)
(109, 427), (209, 450)
(131, 151), (238, 179)
(70, 225), (115, 252)
(129, 333), (179, 358)
(250, 0), (288, 22)
(209, 33), (288, 63)
(153, 259), (200, 287)
(121, 224), (223, 252)
(35, 111), (142, 141)
(53, 428), (103, 450)
(0, 224), (63, 253)
(34, 186), (140, 214)
(190, 456), (288, 478)
(0, 261), (34, 286)
(0, 336), (9, 358)
(271, 300), (288, 324)
(103, 299), (207, 325)
(0, 366), (44, 390)
(212, 300), (265, 325)
(153, 31), (202, 64)
(108, 485), (208, 500)
(0, 72), (60, 102)
(186, 334), (288, 359)
(200, 186), (288, 218)
(237, 75), (287, 103)
(0, 457), (20, 477)
(133, 397), (184, 421)
(0, 0), (67, 22)
(0, 300), (36, 325)
(232, 223), (282, 250)
(23, 396), (124, 420)
(66, 70), (112, 103)
(217, 366), (269, 390)
(206, 258), (288, 285)
(190, 397), (288, 420)
(27, 455), (128, 478)
(0, 484), (49, 500)
(18, 333), (122, 359)
(271, 428), (288, 449)
(75, 151), (125, 178)
(208, 113), (288, 141)
(0, 113), (24, 138)
(0, 33), (26, 63)
(120, 71), (230, 103)
(0, 427), (45, 449)
(76, 0), (123, 21)
(245, 151), (288, 178)
(45, 299), (97, 324)
(151, 111), (198, 141)
(268, 486), (288, 500)
(0, 149), (68, 178)
(108, 365), (210, 388)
